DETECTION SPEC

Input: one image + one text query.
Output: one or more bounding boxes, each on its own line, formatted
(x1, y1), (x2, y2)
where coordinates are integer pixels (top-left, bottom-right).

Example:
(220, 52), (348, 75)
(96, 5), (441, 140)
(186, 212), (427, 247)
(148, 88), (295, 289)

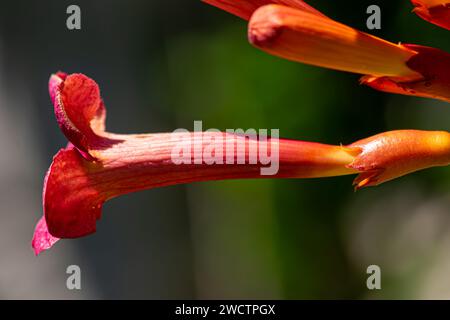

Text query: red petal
(202, 0), (327, 20)
(412, 1), (450, 30)
(43, 144), (105, 238)
(51, 73), (108, 154)
(31, 216), (60, 255)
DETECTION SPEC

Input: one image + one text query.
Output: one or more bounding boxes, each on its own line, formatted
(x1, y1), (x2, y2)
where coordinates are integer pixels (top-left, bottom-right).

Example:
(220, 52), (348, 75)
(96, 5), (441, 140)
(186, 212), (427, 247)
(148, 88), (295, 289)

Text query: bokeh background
(0, 0), (449, 299)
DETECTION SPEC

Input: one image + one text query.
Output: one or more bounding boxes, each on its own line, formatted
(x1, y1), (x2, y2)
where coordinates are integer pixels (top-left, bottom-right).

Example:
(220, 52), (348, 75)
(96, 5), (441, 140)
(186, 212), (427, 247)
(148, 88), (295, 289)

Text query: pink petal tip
(32, 216), (60, 255)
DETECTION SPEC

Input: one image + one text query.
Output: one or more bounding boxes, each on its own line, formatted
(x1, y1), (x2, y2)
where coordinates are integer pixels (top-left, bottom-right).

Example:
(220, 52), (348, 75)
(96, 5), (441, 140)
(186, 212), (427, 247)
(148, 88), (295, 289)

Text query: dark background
(0, 0), (449, 299)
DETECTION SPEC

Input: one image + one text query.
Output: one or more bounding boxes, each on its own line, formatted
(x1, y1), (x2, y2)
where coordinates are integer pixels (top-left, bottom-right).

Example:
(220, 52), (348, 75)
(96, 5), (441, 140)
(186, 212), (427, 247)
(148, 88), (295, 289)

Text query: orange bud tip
(348, 130), (450, 189)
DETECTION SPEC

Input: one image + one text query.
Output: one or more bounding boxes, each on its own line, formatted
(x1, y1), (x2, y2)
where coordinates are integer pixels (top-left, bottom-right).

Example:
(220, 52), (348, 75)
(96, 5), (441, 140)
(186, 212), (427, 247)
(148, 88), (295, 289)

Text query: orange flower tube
(248, 5), (421, 80)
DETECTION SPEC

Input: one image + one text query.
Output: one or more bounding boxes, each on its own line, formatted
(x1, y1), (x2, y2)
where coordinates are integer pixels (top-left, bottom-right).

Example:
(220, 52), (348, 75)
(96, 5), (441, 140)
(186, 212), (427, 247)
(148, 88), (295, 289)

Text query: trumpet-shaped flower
(32, 73), (450, 254)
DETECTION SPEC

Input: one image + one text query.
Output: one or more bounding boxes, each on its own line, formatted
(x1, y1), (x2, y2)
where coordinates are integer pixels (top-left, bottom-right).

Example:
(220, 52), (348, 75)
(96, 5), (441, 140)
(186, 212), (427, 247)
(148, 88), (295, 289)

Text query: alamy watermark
(366, 5), (381, 30)
(66, 5), (81, 30)
(171, 121), (280, 176)
(66, 264), (81, 290)
(366, 264), (381, 290)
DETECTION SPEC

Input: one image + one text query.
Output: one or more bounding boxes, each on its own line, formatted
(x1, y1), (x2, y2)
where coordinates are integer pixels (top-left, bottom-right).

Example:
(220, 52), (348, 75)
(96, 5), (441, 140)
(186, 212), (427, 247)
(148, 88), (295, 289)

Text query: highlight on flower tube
(32, 72), (450, 255)
(202, 0), (326, 20)
(411, 0), (450, 30)
(247, 4), (450, 103)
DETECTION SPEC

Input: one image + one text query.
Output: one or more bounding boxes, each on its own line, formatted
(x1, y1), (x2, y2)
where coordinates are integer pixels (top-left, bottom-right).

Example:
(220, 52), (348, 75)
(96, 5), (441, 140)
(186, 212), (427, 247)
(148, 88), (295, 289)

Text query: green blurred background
(0, 0), (449, 299)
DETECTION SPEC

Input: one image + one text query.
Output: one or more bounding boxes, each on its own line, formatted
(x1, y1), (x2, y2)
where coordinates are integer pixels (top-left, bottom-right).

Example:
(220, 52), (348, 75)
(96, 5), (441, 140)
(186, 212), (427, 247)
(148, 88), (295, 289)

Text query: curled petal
(412, 0), (450, 30)
(349, 130), (450, 189)
(49, 72), (66, 106)
(202, 0), (326, 20)
(50, 73), (112, 155)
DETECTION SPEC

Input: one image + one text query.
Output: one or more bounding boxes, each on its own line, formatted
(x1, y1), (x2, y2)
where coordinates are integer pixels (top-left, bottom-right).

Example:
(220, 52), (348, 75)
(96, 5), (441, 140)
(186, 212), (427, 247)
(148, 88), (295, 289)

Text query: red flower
(32, 73), (450, 254)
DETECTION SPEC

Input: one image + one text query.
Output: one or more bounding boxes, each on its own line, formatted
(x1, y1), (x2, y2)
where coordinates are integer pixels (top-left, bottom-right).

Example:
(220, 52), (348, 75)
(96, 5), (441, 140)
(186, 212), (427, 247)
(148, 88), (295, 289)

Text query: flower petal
(412, 0), (450, 30)
(202, 0), (326, 20)
(43, 144), (105, 238)
(50, 73), (112, 155)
